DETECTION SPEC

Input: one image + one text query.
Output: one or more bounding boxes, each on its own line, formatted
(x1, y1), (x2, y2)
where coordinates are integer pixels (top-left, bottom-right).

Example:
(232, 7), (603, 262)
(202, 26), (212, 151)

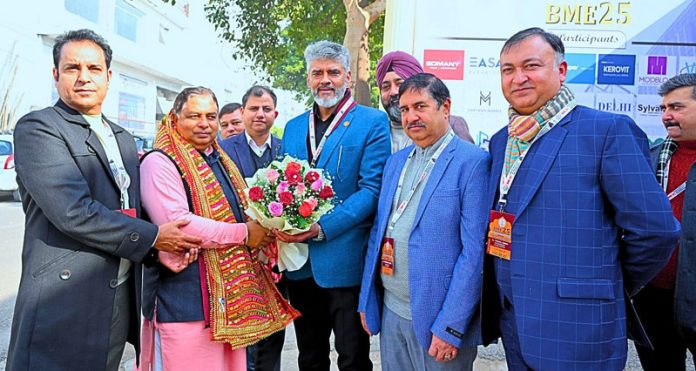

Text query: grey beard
(313, 85), (347, 108)
(384, 96), (402, 123)
(386, 104), (401, 123)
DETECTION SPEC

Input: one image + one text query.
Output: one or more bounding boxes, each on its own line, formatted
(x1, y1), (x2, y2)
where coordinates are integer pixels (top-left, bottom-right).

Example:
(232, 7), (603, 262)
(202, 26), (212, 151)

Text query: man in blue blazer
(220, 86), (281, 179)
(219, 85), (283, 371)
(276, 40), (390, 370)
(482, 27), (680, 370)
(358, 73), (490, 371)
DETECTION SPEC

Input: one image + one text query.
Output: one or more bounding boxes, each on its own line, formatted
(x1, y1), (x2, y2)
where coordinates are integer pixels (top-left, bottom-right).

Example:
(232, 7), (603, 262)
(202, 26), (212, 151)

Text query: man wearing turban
(376, 51), (474, 152)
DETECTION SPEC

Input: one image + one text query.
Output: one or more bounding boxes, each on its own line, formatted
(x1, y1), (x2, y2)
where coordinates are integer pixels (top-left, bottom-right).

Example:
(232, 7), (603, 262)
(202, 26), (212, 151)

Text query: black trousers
(287, 277), (371, 371)
(247, 277), (289, 371)
(634, 285), (696, 371)
(106, 278), (131, 371)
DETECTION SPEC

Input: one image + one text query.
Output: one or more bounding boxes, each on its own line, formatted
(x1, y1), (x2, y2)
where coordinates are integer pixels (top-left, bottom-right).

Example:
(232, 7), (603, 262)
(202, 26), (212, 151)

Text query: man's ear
(441, 97), (452, 119)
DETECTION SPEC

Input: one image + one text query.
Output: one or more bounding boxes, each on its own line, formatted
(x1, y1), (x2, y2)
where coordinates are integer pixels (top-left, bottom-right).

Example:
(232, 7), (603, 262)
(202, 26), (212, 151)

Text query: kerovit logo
(565, 53), (596, 84)
(597, 54), (635, 85)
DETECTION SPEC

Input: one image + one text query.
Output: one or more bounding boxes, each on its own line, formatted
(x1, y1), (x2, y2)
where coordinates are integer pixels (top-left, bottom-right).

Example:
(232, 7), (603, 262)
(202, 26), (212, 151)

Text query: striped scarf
(657, 137), (679, 190)
(504, 85), (575, 176)
(155, 114), (299, 349)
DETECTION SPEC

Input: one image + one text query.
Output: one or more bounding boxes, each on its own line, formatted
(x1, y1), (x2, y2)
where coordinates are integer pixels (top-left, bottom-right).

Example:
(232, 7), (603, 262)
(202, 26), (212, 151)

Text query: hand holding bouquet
(244, 156), (335, 271)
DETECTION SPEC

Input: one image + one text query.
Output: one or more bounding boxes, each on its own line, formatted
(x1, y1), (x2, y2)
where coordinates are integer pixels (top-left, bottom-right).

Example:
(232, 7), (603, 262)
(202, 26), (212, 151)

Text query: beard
(383, 95), (402, 123)
(313, 84), (347, 108)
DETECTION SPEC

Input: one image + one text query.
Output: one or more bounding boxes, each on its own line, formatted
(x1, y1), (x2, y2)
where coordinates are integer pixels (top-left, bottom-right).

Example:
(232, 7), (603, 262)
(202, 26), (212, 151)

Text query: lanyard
(663, 158), (688, 201)
(308, 96), (356, 167)
(387, 131), (455, 232)
(91, 119), (131, 209)
(668, 181), (687, 200)
(497, 101), (576, 211)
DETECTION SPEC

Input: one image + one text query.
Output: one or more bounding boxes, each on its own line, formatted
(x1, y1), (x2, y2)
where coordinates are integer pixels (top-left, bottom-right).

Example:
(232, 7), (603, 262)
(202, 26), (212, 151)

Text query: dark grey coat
(6, 100), (159, 371)
(650, 142), (696, 347)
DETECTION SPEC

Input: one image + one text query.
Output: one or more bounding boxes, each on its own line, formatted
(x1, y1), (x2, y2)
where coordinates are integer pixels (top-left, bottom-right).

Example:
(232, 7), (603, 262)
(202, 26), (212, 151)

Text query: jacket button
(59, 269), (71, 280)
(110, 279), (118, 288)
(130, 232), (140, 242)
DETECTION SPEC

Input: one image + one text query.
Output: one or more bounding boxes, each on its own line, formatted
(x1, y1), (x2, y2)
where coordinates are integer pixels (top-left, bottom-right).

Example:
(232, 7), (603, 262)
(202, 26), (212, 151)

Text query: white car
(0, 134), (20, 202)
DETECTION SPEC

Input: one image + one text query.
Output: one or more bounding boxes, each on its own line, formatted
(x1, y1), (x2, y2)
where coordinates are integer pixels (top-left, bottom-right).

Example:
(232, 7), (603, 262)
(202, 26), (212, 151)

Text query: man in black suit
(6, 29), (200, 371)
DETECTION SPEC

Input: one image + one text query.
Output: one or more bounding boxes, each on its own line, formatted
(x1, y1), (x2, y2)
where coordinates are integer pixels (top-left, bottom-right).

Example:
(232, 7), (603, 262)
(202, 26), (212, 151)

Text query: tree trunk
(343, 0), (372, 106)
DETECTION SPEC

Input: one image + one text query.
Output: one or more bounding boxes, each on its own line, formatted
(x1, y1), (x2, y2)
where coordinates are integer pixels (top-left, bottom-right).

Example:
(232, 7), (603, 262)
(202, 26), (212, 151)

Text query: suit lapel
(380, 153), (409, 236)
(412, 140), (457, 228)
(271, 135), (281, 160)
(316, 108), (354, 168)
(289, 112), (310, 160)
(54, 102), (118, 190)
(110, 120), (138, 205)
(512, 116), (569, 217)
(489, 131), (506, 207)
(234, 135), (254, 177)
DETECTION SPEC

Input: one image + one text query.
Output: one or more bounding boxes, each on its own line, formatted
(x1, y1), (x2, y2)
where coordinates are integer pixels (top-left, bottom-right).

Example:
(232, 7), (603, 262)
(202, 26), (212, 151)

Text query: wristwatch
(313, 224), (325, 241)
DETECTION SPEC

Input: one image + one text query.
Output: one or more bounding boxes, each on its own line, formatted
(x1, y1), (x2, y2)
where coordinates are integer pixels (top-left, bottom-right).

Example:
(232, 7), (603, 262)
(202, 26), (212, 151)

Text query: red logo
(423, 50), (465, 80)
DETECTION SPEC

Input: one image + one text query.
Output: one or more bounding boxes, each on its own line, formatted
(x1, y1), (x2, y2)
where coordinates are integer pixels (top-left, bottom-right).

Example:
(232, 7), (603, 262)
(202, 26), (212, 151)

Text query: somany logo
(426, 61), (461, 68)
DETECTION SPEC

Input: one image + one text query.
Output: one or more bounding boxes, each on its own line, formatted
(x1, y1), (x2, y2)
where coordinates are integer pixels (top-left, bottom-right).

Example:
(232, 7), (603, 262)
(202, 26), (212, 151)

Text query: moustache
(315, 85), (337, 94)
(406, 122), (426, 130)
(664, 121), (680, 128)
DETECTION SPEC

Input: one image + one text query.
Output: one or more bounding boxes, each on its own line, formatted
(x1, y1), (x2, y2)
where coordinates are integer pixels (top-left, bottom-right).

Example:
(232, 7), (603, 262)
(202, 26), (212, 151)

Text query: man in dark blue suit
(219, 85), (283, 371)
(220, 85), (281, 179)
(482, 27), (680, 370)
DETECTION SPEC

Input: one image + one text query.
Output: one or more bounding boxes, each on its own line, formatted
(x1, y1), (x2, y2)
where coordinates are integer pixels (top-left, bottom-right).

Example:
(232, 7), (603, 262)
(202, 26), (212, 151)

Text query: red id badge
(486, 210), (514, 260)
(117, 208), (136, 218)
(381, 237), (395, 276)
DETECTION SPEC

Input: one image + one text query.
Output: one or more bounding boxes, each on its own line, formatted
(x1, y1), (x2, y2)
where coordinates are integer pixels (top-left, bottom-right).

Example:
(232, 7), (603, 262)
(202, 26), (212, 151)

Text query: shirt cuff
(313, 223), (325, 241)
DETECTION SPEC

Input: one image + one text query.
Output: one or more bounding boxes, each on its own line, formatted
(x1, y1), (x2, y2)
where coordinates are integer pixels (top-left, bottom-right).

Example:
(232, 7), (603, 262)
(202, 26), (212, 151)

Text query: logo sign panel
(565, 53), (596, 84)
(597, 54), (636, 85)
(423, 50), (465, 80)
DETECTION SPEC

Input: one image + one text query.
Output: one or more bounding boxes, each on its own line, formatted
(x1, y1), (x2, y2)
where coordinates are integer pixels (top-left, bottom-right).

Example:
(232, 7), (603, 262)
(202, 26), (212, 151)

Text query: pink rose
(276, 181), (290, 193)
(266, 169), (280, 183)
(311, 179), (324, 192)
(306, 197), (318, 209)
(295, 183), (306, 196)
(268, 201), (284, 217)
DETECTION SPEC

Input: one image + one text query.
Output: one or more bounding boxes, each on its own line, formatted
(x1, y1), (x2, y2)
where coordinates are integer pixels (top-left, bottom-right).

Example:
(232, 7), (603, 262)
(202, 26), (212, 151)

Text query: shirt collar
(245, 132), (272, 150)
(415, 129), (451, 158)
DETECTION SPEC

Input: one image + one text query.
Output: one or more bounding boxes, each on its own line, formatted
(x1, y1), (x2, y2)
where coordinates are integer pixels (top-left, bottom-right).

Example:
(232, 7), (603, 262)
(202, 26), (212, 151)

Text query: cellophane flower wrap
(244, 155), (335, 271)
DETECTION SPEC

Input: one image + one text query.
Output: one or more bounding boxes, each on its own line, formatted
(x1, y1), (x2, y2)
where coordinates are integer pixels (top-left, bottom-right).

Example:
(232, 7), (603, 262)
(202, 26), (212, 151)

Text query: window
(114, 0), (145, 42)
(64, 0), (99, 22)
(118, 92), (147, 131)
(0, 140), (12, 156)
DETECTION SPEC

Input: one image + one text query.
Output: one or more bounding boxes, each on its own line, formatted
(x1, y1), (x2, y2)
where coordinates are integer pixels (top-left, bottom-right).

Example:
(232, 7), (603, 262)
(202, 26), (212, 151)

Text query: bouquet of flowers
(244, 155), (335, 271)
